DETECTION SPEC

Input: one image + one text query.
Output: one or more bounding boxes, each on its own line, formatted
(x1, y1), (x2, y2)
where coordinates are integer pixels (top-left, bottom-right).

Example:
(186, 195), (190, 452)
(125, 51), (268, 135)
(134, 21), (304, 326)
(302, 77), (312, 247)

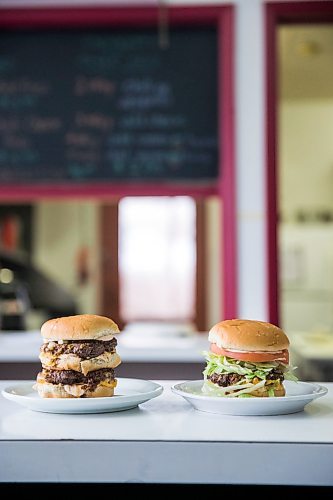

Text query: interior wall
(279, 100), (333, 332)
(280, 224), (333, 332)
(33, 201), (100, 315)
(279, 19), (333, 334)
(32, 198), (221, 329)
(280, 100), (333, 220)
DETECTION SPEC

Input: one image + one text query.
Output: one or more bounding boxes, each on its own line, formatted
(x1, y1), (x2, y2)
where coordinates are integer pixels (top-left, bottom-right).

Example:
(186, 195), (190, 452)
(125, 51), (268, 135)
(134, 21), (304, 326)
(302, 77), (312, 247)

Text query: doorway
(100, 196), (222, 332)
(266, 1), (333, 325)
(279, 24), (333, 334)
(266, 2), (333, 380)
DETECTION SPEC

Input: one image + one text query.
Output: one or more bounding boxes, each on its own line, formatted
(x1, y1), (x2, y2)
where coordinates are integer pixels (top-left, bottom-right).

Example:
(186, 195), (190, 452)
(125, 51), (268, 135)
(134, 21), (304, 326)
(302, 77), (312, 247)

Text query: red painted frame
(0, 5), (237, 320)
(266, 2), (333, 325)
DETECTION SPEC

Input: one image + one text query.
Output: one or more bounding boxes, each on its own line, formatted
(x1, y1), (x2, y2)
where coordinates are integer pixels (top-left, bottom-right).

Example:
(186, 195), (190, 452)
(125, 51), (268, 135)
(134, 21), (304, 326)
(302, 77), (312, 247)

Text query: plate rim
(2, 377), (163, 404)
(171, 380), (328, 402)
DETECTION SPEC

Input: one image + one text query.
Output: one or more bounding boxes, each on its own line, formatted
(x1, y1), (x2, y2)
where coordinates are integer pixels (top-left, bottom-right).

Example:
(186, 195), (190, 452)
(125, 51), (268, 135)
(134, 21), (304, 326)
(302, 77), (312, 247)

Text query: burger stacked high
(203, 319), (297, 397)
(35, 314), (121, 398)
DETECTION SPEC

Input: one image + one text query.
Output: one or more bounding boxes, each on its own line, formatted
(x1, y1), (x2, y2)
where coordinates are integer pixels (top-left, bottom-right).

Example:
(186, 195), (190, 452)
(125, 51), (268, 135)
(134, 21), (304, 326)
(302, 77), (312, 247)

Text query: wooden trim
(0, 6), (227, 27)
(0, 183), (217, 201)
(219, 7), (237, 319)
(265, 2), (333, 326)
(100, 202), (122, 329)
(266, 4), (279, 326)
(266, 2), (333, 24)
(195, 199), (206, 331)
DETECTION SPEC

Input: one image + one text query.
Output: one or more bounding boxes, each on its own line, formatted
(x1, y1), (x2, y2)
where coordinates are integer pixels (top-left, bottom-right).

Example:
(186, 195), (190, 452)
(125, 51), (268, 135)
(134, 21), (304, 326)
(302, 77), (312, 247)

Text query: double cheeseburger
(35, 314), (121, 398)
(203, 319), (297, 398)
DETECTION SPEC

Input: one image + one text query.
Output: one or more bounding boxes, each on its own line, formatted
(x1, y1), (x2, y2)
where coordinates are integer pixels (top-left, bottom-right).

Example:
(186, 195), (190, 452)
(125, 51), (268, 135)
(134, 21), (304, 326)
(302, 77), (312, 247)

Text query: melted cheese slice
(100, 379), (117, 388)
(99, 334), (116, 341)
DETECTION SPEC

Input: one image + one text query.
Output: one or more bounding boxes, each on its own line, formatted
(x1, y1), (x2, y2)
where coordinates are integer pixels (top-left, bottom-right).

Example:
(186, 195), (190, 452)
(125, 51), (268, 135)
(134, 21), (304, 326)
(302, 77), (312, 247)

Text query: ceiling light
(0, 268), (14, 284)
(296, 40), (321, 57)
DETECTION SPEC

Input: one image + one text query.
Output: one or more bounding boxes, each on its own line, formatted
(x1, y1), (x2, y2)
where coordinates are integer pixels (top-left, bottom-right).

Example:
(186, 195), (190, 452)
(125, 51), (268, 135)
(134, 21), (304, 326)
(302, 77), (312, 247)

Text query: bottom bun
(35, 377), (117, 399)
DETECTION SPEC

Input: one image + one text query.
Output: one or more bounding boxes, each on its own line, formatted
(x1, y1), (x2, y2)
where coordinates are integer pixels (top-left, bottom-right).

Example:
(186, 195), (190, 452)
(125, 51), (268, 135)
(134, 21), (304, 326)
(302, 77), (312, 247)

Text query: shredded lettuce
(202, 378), (267, 397)
(202, 351), (298, 382)
(201, 351), (298, 397)
(283, 370), (298, 382)
(202, 380), (254, 396)
(268, 387), (275, 397)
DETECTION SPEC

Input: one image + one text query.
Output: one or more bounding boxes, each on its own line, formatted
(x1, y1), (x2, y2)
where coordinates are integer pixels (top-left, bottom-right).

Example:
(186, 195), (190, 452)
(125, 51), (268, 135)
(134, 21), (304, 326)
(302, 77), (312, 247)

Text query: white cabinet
(280, 223), (333, 332)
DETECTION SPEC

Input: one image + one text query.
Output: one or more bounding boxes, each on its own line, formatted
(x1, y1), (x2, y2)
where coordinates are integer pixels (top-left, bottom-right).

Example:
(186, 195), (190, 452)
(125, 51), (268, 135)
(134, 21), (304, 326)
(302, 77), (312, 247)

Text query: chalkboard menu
(0, 27), (218, 183)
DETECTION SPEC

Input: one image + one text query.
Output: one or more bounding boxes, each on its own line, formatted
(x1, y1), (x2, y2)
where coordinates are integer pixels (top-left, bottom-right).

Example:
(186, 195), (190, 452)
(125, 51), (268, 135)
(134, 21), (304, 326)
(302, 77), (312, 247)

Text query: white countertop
(0, 330), (208, 363)
(1, 380), (333, 485)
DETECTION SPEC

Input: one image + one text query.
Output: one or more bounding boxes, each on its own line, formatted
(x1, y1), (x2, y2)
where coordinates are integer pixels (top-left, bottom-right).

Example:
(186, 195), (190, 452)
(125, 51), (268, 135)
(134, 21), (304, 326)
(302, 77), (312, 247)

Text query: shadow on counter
(0, 484), (331, 494)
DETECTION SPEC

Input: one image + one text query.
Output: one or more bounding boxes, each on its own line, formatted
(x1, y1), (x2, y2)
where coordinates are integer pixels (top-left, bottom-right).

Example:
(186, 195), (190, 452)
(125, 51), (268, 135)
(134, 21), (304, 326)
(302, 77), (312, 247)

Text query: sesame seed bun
(41, 314), (120, 341)
(208, 319), (289, 352)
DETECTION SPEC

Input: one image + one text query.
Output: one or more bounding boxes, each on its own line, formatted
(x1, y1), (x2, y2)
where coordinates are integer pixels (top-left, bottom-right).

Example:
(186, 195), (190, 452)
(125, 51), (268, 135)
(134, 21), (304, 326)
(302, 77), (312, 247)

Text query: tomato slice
(210, 343), (289, 364)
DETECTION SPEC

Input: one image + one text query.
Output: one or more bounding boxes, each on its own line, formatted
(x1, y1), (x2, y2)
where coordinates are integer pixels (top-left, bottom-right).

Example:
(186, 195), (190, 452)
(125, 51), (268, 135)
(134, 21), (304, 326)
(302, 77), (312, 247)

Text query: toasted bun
(35, 382), (115, 399)
(35, 373), (117, 399)
(208, 319), (289, 352)
(39, 351), (121, 375)
(41, 314), (120, 341)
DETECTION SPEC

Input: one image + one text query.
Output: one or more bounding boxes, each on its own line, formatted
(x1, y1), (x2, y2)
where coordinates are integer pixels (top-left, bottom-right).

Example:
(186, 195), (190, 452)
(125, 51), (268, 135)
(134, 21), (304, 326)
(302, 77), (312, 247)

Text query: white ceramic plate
(2, 378), (163, 414)
(171, 380), (327, 416)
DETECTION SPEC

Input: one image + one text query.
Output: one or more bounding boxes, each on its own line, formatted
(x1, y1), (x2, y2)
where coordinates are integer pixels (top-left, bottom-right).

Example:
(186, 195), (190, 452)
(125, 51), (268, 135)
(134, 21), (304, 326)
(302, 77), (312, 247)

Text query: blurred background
(0, 196), (220, 332)
(0, 0), (333, 382)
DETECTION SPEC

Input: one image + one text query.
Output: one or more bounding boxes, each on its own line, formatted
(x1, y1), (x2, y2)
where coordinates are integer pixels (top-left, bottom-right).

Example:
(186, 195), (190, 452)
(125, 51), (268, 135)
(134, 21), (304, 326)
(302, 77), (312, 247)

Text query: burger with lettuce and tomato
(203, 319), (297, 398)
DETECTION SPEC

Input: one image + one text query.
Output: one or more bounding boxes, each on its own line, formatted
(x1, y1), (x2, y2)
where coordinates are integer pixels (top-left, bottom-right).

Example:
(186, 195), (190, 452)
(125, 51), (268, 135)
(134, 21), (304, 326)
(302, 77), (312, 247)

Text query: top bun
(208, 319), (289, 352)
(41, 314), (120, 341)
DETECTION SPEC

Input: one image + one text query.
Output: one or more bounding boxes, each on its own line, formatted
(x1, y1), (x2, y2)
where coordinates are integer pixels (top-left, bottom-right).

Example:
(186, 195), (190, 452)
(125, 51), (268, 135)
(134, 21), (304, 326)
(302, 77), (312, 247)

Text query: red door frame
(266, 1), (333, 325)
(0, 5), (236, 321)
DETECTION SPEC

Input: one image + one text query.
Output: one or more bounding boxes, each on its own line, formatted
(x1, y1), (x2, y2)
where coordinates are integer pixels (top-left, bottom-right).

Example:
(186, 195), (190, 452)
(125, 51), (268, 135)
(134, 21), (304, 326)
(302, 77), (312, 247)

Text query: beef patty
(208, 368), (284, 387)
(42, 367), (115, 386)
(208, 373), (242, 387)
(40, 338), (117, 359)
(265, 368), (284, 381)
